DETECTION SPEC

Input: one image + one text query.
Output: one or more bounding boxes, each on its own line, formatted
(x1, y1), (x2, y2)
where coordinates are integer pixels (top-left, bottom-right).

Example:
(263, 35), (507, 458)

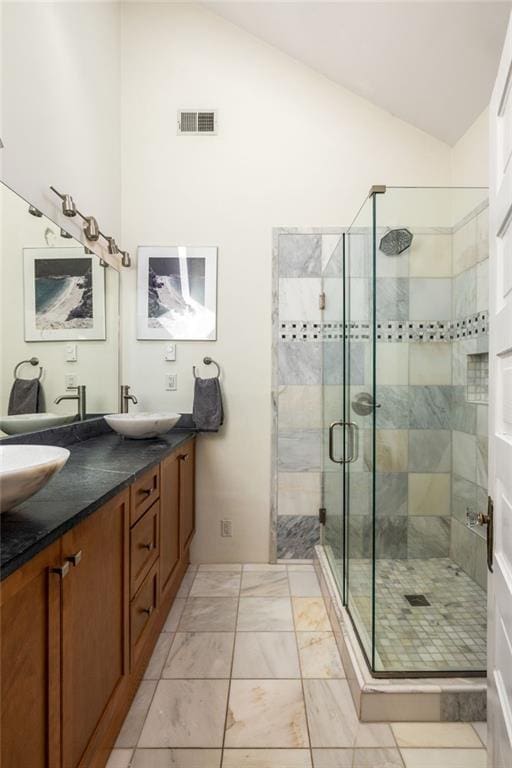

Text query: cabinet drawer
(130, 561), (159, 665)
(130, 500), (159, 597)
(131, 465), (160, 525)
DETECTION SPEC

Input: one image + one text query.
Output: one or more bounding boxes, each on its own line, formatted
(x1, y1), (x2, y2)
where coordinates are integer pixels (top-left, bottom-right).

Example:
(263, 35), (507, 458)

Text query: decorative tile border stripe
(279, 312), (489, 342)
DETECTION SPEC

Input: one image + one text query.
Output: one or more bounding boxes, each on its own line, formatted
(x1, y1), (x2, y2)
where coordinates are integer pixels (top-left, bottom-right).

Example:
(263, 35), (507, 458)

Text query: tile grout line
(219, 565), (242, 767)
(288, 564), (315, 768)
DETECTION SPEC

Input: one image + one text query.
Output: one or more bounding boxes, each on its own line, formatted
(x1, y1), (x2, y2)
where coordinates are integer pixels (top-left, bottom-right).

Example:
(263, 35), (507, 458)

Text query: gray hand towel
(192, 377), (224, 431)
(8, 378), (44, 415)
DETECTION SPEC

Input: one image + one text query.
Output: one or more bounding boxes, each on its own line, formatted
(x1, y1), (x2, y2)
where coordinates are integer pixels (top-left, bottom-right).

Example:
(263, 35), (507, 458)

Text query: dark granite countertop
(0, 429), (195, 581)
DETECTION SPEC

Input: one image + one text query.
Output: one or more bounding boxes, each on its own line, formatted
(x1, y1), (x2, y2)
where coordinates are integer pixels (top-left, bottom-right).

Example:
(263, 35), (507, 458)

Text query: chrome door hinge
(319, 292), (326, 310)
(319, 507), (327, 525)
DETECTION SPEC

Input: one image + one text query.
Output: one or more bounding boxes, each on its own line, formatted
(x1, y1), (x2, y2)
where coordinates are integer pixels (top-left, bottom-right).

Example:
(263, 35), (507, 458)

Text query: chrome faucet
(120, 384), (138, 413)
(55, 385), (87, 421)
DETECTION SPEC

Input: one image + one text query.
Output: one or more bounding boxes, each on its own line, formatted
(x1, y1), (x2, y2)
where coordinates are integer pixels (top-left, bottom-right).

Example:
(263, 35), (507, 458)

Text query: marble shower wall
(449, 204), (489, 590)
(274, 229), (344, 559)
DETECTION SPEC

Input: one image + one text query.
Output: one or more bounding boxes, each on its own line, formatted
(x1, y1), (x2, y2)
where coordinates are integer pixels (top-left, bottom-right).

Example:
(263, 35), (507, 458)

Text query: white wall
(450, 107), (489, 187)
(1, 1), (121, 261)
(120, 2), (452, 563)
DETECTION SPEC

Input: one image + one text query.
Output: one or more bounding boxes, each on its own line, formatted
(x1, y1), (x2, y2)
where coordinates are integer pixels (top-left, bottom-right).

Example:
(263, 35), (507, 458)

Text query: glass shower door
(345, 196), (376, 667)
(322, 232), (345, 598)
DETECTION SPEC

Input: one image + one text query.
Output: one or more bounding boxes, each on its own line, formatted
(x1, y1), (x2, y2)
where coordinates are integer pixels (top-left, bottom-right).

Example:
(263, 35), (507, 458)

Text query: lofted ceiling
(208, 1), (511, 145)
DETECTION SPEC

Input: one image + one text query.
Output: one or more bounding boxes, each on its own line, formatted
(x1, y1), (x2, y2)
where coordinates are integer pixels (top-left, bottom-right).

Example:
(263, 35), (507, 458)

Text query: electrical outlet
(65, 374), (77, 390)
(166, 373), (177, 391)
(220, 519), (233, 537)
(165, 344), (176, 361)
(65, 343), (77, 362)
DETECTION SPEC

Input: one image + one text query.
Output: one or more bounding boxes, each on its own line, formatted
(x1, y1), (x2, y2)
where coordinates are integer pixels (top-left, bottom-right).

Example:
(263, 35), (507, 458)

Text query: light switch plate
(166, 373), (177, 391)
(65, 374), (77, 390)
(165, 344), (176, 361)
(65, 343), (77, 362)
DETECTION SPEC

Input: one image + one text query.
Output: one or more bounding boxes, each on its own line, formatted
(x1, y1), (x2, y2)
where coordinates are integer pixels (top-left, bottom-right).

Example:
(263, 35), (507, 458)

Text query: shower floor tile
(348, 558), (487, 673)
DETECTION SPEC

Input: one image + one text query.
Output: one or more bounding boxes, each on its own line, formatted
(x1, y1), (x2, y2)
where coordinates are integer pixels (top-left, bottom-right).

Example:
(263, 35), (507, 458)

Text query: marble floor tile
(244, 564), (287, 571)
(163, 599), (186, 632)
(144, 633), (174, 680)
(198, 564), (242, 571)
(115, 680), (157, 748)
(163, 632), (234, 678)
(106, 749), (133, 768)
(176, 571), (196, 598)
(297, 633), (344, 678)
(238, 597), (294, 631)
(287, 564), (315, 571)
(289, 571), (321, 597)
(131, 750), (221, 767)
(354, 723), (396, 748)
(311, 750), (353, 768)
(138, 679), (229, 748)
(391, 722), (482, 748)
(179, 598), (238, 632)
(303, 679), (358, 748)
(189, 572), (241, 597)
(292, 597), (331, 631)
(353, 748), (404, 767)
(225, 680), (309, 748)
(241, 570), (290, 597)
(232, 632), (300, 679)
(400, 749), (486, 768)
(222, 749), (312, 767)
(472, 722), (487, 746)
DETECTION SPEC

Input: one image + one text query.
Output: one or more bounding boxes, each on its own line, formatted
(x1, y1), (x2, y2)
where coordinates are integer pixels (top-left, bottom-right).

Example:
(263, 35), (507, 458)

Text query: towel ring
(193, 356), (220, 379)
(14, 357), (43, 381)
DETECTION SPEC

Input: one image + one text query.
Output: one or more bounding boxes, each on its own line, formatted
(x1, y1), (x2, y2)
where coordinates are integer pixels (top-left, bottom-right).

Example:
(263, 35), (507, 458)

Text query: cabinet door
(61, 491), (129, 768)
(160, 451), (180, 597)
(0, 543), (61, 768)
(179, 440), (196, 556)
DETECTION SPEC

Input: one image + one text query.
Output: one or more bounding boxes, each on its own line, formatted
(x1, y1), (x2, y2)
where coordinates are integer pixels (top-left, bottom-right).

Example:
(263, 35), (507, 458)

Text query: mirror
(0, 181), (119, 436)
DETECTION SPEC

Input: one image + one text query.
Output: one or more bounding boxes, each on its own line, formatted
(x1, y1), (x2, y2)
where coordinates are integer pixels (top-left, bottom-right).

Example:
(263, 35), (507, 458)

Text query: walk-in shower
(322, 185), (489, 677)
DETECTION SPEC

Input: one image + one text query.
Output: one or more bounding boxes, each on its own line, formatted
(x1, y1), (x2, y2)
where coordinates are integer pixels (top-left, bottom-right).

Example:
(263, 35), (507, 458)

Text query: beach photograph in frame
(24, 247), (106, 341)
(137, 246), (217, 340)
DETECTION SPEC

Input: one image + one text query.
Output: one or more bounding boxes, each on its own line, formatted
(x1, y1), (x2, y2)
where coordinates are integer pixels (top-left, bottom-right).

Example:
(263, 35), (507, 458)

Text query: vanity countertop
(0, 429), (195, 581)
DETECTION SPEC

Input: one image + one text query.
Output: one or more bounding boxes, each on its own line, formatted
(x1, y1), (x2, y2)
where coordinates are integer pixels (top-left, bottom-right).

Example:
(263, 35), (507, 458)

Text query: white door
(488, 12), (512, 768)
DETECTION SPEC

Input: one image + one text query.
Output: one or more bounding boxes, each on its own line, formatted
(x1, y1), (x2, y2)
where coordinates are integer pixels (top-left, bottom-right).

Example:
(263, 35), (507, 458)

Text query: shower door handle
(329, 421), (359, 464)
(329, 421), (345, 464)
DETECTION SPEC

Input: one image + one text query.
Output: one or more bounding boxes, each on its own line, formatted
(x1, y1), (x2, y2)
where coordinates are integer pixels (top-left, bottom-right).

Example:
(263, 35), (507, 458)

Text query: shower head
(379, 228), (413, 256)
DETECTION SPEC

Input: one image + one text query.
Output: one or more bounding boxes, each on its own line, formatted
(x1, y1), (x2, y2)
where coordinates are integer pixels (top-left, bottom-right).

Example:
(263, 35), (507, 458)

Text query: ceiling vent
(178, 110), (217, 135)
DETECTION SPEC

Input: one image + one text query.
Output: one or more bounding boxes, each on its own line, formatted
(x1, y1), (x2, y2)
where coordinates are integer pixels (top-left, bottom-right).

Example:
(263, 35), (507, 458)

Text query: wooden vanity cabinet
(61, 491), (129, 768)
(0, 436), (195, 768)
(0, 542), (62, 768)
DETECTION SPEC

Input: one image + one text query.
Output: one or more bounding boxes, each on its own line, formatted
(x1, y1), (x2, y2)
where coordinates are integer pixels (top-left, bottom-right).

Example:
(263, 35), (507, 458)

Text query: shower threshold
(315, 546), (487, 723)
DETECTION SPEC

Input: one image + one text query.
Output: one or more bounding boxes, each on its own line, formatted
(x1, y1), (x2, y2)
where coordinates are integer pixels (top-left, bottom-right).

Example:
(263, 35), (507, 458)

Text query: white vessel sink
(0, 412), (75, 435)
(0, 445), (70, 512)
(105, 412), (181, 439)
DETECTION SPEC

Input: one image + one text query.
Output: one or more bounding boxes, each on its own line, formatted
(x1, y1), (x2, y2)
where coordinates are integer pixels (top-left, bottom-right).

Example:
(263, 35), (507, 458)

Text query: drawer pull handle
(140, 605), (154, 616)
(140, 542), (154, 551)
(67, 551), (82, 567)
(140, 488), (153, 497)
(51, 562), (70, 578)
(179, 454), (189, 462)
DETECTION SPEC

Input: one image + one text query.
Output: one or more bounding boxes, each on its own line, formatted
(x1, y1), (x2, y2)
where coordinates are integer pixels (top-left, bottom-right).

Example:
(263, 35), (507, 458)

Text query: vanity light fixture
(50, 187), (77, 217)
(83, 215), (100, 241)
(28, 205), (43, 217)
(107, 237), (119, 256)
(120, 250), (131, 268)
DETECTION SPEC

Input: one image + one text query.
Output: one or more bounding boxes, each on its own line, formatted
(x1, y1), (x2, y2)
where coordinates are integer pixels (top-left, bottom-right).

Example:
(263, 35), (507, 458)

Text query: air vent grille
(178, 110), (217, 135)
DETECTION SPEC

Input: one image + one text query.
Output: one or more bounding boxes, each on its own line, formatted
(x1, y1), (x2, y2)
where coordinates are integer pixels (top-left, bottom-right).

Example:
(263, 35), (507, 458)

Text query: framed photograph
(137, 246), (217, 340)
(24, 247), (106, 341)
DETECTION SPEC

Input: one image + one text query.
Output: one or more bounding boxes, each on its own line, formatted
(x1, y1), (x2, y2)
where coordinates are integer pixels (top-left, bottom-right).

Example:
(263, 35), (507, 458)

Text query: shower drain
(404, 594), (431, 606)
